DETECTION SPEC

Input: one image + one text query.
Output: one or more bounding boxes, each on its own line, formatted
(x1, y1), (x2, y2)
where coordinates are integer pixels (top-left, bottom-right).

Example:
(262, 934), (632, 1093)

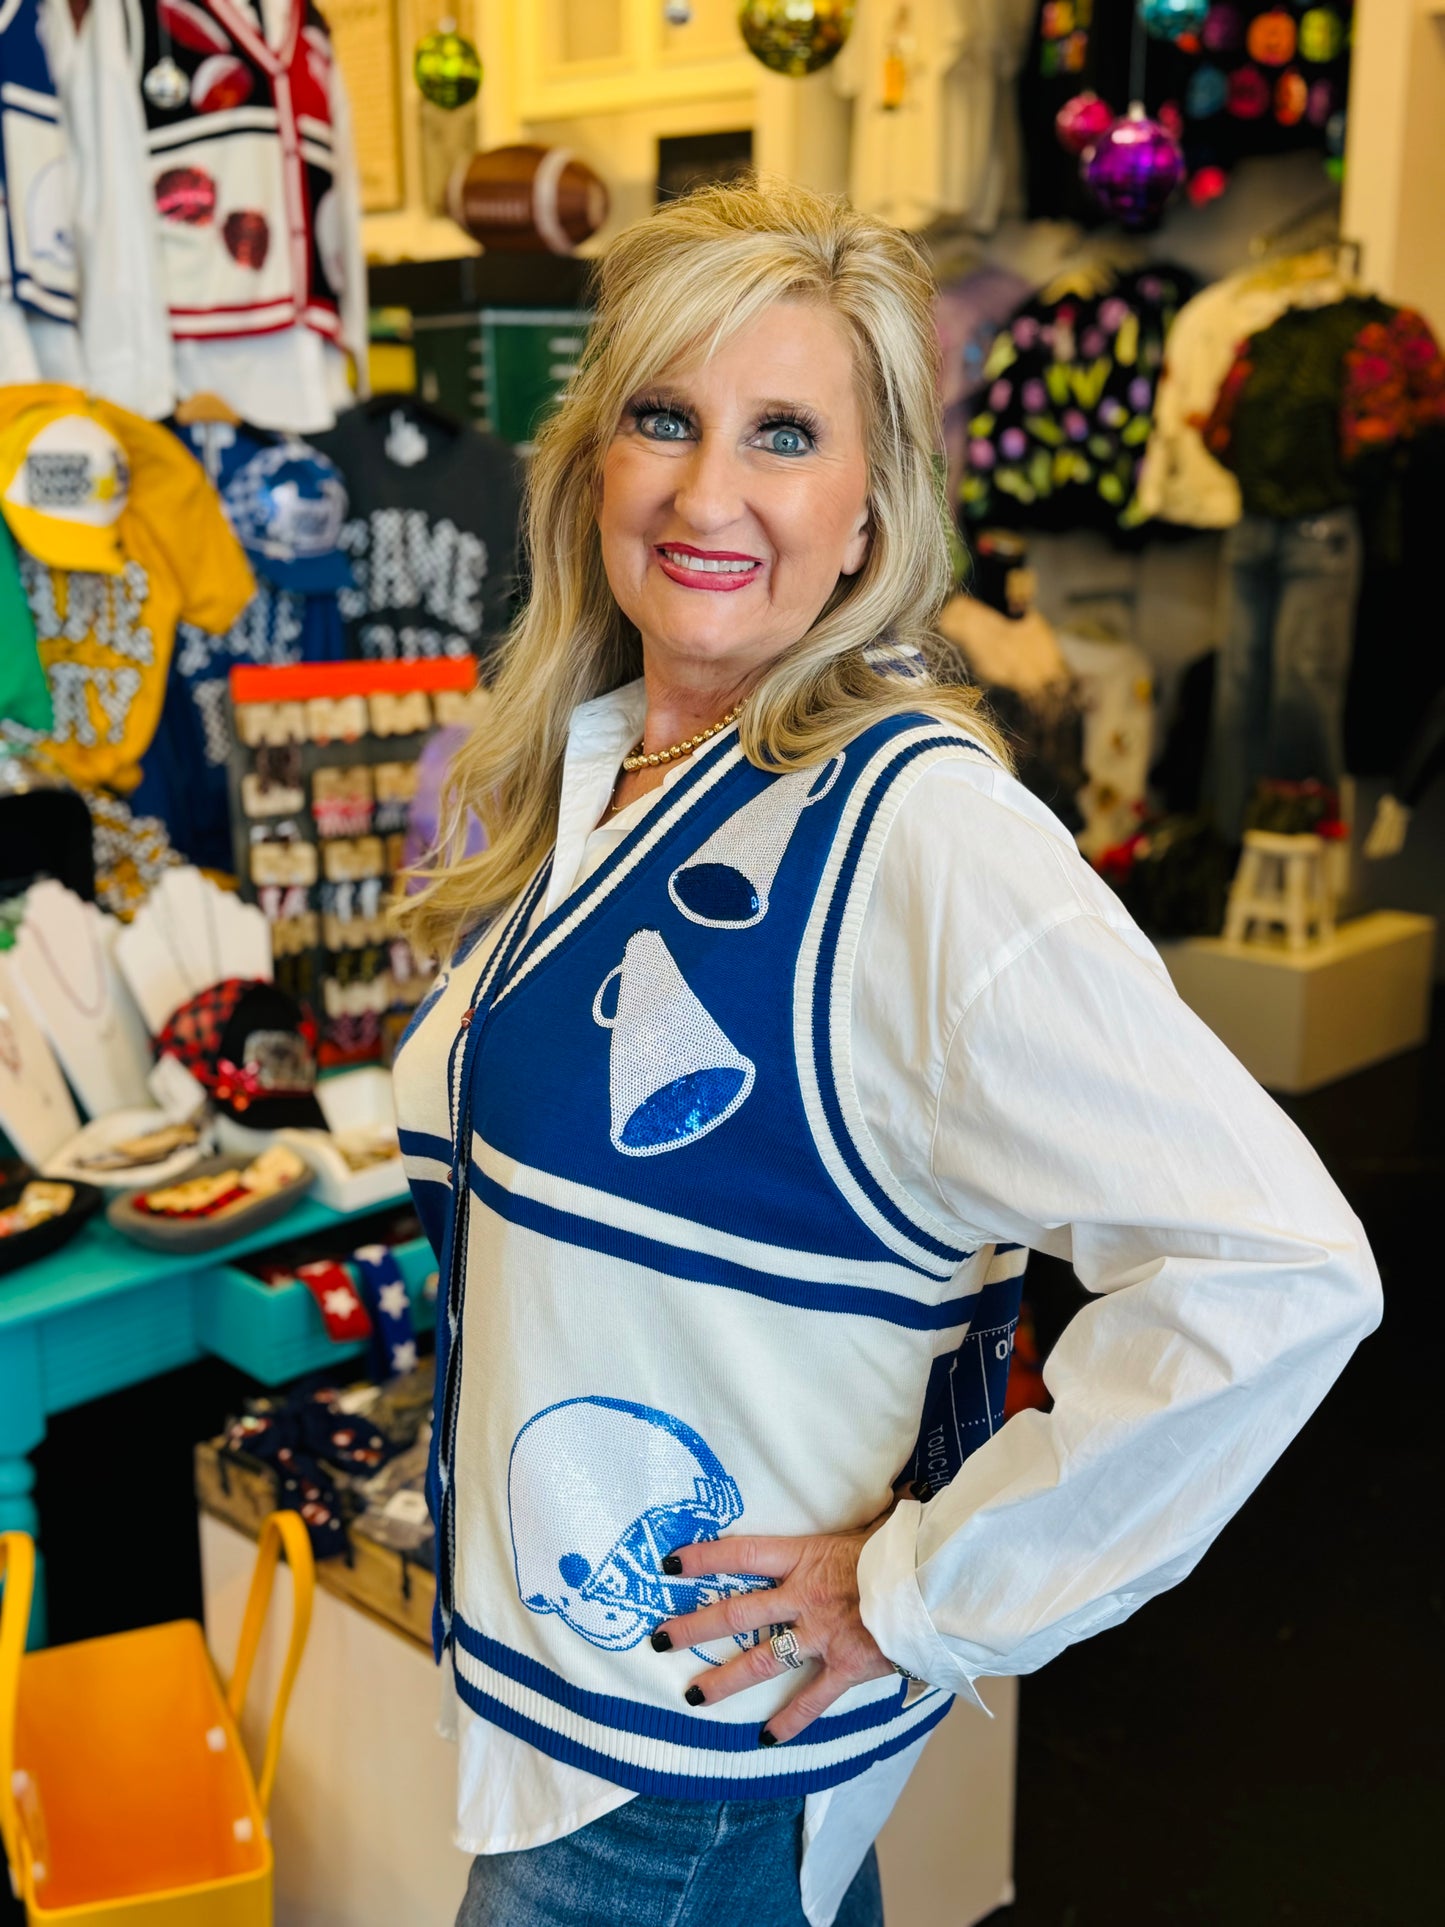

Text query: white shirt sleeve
(327, 51), (370, 397)
(53, 0), (176, 419)
(852, 759), (1381, 1699)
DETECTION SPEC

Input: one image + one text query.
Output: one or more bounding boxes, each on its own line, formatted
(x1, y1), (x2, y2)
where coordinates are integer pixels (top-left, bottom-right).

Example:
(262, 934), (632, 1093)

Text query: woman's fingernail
(758, 1726), (778, 1747)
(684, 1685), (706, 1706)
(914, 1480), (934, 1504)
(661, 1554), (683, 1575)
(650, 1628), (673, 1652)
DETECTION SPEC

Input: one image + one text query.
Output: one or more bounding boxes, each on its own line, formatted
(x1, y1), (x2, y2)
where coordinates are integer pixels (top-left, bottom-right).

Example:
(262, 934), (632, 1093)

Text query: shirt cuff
(856, 1500), (990, 1715)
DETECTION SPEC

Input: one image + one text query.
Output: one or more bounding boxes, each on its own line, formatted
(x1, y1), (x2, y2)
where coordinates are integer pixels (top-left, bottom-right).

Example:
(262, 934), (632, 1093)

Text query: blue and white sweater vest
(397, 712), (1027, 1800)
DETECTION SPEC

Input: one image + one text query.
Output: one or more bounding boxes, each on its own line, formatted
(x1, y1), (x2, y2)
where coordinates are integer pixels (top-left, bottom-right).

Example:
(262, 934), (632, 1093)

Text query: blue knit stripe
(810, 736), (995, 1267)
(450, 1667), (952, 1802)
(466, 1159), (976, 1330)
(400, 1127), (453, 1164)
(451, 1614), (908, 1749)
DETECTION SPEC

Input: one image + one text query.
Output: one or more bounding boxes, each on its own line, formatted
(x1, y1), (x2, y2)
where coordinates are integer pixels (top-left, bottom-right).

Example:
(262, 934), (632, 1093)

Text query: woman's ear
(840, 504), (871, 578)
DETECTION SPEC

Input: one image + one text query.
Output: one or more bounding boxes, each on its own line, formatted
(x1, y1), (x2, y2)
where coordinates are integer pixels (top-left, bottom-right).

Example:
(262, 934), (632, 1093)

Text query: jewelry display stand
(42, 1108), (211, 1192)
(0, 956), (82, 1167)
(114, 868), (272, 1036)
(10, 882), (154, 1118)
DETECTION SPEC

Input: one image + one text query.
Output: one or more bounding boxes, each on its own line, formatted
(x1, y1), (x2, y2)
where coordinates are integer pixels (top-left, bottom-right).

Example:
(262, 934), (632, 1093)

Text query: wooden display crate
(195, 1440), (434, 1650)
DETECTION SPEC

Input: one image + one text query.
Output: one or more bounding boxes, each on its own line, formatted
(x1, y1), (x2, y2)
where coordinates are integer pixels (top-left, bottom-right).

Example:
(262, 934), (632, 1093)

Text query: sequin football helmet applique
(508, 1396), (771, 1656)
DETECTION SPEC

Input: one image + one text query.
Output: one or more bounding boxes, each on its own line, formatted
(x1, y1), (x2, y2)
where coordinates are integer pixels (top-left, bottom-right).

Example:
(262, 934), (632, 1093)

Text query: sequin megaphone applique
(667, 755), (843, 929)
(592, 929), (755, 1156)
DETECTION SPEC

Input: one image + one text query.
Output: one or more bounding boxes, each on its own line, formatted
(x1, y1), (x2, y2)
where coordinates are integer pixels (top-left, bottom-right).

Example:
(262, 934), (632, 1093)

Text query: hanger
(1248, 190), (1363, 286)
(362, 389), (464, 436)
(174, 390), (243, 426)
(1038, 234), (1143, 306)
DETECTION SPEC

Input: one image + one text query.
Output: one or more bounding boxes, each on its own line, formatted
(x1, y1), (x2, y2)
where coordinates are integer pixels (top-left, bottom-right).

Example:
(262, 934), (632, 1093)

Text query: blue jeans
(455, 1795), (884, 1927)
(1211, 507), (1362, 841)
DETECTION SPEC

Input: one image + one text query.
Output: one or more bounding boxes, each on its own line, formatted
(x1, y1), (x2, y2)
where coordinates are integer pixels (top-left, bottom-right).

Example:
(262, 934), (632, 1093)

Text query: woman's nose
(671, 435), (746, 535)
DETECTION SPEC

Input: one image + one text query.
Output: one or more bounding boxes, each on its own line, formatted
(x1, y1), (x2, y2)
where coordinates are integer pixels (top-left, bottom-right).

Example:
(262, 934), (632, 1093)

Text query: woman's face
(598, 299), (871, 690)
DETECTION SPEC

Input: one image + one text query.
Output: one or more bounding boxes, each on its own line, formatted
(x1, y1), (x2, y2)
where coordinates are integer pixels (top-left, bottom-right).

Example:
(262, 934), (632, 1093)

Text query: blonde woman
(395, 181), (1378, 1927)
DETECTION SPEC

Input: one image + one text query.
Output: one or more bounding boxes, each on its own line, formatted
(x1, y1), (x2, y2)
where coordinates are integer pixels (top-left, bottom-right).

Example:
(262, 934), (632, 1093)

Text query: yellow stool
(1, 1514), (314, 1925)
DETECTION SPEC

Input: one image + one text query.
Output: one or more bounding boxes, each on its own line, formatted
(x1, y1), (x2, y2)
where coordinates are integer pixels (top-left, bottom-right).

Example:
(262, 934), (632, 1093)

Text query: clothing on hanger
(960, 262), (1196, 534)
(129, 419), (353, 868)
(0, 0), (84, 385)
(1136, 249), (1350, 529)
(0, 382), (254, 791)
(61, 0), (366, 430)
(311, 395), (523, 664)
(936, 260), (1033, 504)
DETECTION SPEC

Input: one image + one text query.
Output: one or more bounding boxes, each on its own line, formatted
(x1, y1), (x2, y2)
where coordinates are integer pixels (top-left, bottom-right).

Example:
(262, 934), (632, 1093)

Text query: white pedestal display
(1159, 910), (1436, 1094)
(201, 1514), (1016, 1927)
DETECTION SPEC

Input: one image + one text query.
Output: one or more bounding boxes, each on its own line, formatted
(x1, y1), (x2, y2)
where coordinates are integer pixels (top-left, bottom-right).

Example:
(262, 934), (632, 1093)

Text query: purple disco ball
(1081, 104), (1185, 227)
(1055, 90), (1116, 157)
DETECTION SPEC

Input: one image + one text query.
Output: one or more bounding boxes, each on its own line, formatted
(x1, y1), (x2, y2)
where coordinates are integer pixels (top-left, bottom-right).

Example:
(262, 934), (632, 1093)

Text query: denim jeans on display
(1211, 507), (1362, 841)
(454, 1795), (884, 1927)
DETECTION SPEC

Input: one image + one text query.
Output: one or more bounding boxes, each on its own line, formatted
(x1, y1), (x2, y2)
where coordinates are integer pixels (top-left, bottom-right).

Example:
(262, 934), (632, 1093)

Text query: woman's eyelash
(757, 410), (820, 440)
(628, 396), (689, 428)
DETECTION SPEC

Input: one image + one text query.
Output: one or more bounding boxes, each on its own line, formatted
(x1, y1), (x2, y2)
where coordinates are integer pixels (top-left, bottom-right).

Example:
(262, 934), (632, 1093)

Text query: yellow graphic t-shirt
(0, 386), (254, 789)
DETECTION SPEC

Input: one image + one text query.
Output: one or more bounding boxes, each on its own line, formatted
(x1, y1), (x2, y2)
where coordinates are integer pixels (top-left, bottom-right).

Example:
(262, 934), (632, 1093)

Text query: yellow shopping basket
(0, 1512), (314, 1925)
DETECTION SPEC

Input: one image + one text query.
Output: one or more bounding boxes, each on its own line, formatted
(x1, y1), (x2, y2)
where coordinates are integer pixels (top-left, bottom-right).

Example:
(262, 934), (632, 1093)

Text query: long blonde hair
(398, 176), (1006, 959)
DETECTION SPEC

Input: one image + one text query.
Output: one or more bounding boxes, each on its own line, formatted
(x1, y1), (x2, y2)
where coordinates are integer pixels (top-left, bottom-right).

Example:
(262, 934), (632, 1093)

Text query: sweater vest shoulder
(397, 712), (1028, 1800)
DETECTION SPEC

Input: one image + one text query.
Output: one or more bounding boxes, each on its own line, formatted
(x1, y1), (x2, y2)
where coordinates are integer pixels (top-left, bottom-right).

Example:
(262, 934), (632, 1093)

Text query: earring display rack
(225, 659), (485, 1067)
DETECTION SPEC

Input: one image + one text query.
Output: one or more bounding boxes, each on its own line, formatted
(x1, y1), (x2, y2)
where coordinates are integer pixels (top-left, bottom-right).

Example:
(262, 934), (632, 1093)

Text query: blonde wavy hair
(398, 175), (1006, 959)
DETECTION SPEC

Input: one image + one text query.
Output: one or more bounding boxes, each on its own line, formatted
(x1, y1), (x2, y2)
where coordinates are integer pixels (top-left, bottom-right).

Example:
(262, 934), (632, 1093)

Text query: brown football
(447, 144), (609, 255)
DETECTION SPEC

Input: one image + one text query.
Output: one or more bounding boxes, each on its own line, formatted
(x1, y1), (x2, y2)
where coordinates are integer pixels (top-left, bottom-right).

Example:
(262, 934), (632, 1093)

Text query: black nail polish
(685, 1685), (706, 1707)
(661, 1554), (683, 1575)
(758, 1726), (778, 1748)
(914, 1479), (934, 1504)
(650, 1628), (673, 1652)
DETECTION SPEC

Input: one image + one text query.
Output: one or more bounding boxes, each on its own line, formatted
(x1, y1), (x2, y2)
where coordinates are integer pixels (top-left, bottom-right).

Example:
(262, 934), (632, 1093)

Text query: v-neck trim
(205, 0), (300, 73)
(492, 721), (747, 1013)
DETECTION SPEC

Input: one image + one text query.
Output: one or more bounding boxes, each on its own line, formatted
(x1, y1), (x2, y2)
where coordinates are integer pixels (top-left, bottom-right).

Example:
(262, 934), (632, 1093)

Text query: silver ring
(769, 1625), (804, 1671)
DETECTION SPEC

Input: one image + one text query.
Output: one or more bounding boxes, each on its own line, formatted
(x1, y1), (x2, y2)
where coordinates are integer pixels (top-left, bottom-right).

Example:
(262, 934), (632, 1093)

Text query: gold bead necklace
(620, 705), (742, 772)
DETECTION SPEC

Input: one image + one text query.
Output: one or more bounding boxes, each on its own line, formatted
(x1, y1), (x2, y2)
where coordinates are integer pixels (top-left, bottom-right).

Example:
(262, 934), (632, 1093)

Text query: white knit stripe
(493, 741), (746, 1009)
(795, 732), (998, 1270)
(450, 1643), (948, 1784)
(470, 1134), (970, 1300)
(983, 1243), (1029, 1282)
(403, 1156), (451, 1189)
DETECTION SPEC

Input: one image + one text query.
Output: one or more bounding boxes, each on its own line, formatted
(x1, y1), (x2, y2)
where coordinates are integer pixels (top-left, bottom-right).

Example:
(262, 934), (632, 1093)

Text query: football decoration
(1081, 103), (1184, 227)
(448, 145), (609, 254)
(1055, 90), (1115, 157)
(223, 209), (271, 270)
(414, 19), (482, 110)
(738, 0), (855, 78)
(154, 165), (217, 225)
(159, 0), (231, 54)
(1138, 0), (1208, 41)
(191, 53), (254, 113)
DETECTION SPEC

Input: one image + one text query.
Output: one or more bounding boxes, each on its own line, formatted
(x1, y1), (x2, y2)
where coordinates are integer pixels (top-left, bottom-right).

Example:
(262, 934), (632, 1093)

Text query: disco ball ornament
(1138, 0), (1209, 43)
(1055, 90), (1115, 157)
(738, 0), (855, 78)
(1081, 103), (1185, 227)
(414, 21), (482, 109)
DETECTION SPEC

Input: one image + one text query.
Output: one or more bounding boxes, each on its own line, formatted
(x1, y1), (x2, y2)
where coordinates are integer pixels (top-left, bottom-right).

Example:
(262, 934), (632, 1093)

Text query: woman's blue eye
(640, 411), (690, 441)
(761, 423), (811, 456)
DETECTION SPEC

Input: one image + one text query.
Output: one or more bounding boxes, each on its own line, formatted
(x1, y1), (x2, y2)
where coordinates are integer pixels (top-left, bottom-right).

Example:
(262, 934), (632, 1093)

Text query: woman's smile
(654, 542), (766, 591)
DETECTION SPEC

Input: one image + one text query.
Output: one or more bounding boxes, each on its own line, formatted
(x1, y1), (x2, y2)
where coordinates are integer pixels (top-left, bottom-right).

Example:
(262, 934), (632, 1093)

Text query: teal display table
(0, 1191), (434, 1642)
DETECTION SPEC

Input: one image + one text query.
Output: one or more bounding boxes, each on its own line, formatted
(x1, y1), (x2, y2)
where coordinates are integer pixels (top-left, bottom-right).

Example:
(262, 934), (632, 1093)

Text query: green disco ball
(414, 24), (482, 110)
(738, 0), (855, 78)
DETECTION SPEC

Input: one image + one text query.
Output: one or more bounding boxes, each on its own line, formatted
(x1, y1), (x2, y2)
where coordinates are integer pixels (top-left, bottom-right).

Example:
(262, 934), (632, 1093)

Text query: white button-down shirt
(433, 680), (1380, 1925)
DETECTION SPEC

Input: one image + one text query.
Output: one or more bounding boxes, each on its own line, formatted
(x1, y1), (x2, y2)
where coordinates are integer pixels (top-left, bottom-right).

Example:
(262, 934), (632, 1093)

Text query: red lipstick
(654, 542), (764, 592)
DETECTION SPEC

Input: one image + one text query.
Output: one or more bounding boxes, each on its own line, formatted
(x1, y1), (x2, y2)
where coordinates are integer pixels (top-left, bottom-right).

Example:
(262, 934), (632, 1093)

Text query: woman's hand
(649, 1511), (901, 1745)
